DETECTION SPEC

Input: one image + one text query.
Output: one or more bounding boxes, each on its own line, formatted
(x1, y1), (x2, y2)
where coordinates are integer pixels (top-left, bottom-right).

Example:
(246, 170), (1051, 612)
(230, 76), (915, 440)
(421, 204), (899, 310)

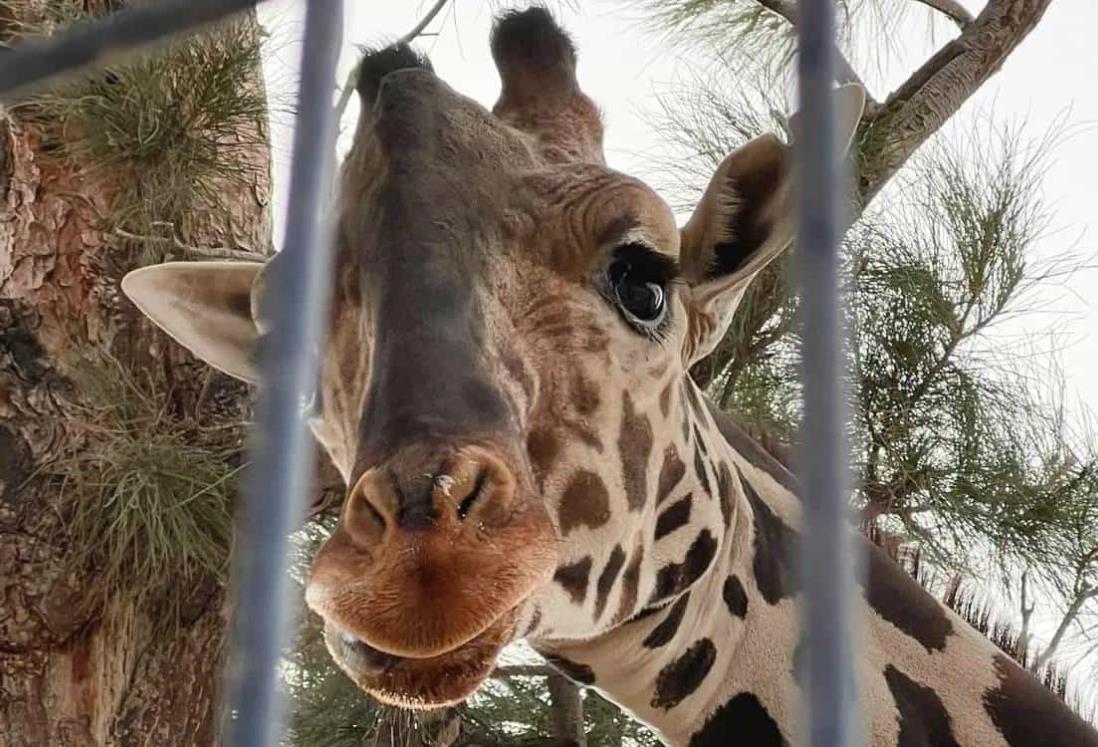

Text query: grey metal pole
(226, 1), (343, 744)
(0, 0), (267, 101)
(793, 1), (862, 745)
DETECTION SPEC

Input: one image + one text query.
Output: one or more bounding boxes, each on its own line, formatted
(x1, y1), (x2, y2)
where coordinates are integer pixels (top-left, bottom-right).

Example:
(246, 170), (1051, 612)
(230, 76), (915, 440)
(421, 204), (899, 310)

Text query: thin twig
(754, 0), (878, 111)
(911, 0), (975, 28)
(491, 664), (555, 678)
(334, 0), (452, 121)
(400, 0), (452, 44)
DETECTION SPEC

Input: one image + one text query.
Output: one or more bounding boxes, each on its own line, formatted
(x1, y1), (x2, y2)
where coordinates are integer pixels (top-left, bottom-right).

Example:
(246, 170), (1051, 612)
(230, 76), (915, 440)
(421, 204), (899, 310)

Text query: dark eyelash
(614, 242), (682, 283)
(602, 243), (682, 345)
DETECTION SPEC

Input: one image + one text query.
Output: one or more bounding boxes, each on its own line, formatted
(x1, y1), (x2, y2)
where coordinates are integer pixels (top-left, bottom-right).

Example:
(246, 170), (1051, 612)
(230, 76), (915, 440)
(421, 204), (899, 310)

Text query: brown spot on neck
(554, 556), (593, 604)
(558, 469), (610, 535)
(741, 467), (799, 605)
(983, 654), (1098, 746)
(863, 540), (952, 651)
(649, 530), (718, 605)
(594, 545), (626, 621)
(715, 461), (735, 526)
(642, 593), (691, 648)
(659, 380), (675, 419)
(655, 444), (687, 506)
(570, 371), (600, 416)
(884, 665), (961, 746)
(651, 638), (716, 710)
(722, 575), (748, 618)
(688, 693), (787, 746)
(655, 494), (692, 540)
(611, 540), (645, 625)
(618, 391), (654, 511)
(527, 427), (560, 483)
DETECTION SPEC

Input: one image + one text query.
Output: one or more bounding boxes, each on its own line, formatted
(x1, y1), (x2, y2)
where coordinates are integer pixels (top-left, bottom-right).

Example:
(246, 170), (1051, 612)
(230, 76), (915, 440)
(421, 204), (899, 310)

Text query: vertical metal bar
(0, 0), (268, 101)
(226, 1), (343, 744)
(794, 1), (862, 746)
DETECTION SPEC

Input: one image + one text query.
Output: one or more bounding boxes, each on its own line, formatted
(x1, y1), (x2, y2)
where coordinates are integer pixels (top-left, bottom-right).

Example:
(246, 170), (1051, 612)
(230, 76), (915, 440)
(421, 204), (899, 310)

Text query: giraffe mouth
(323, 606), (519, 709)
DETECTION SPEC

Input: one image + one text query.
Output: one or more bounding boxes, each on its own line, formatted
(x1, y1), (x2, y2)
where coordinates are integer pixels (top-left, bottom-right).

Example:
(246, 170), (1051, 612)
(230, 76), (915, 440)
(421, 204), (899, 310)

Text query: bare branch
(334, 0), (451, 121)
(399, 0), (451, 45)
(911, 0), (975, 28)
(1018, 569), (1035, 657)
(111, 228), (268, 261)
(491, 664), (555, 678)
(860, 0), (1053, 202)
(1033, 585), (1098, 670)
(752, 0), (877, 108)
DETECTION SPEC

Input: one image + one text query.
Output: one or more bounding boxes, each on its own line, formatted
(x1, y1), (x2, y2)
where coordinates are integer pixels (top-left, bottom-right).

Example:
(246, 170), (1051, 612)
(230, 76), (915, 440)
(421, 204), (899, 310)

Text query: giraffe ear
(121, 261), (266, 383)
(680, 84), (865, 366)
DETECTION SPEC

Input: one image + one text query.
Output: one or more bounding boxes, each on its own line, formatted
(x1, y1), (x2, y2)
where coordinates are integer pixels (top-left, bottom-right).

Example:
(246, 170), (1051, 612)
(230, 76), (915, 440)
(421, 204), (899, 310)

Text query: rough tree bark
(858, 0), (1054, 202)
(0, 10), (271, 746)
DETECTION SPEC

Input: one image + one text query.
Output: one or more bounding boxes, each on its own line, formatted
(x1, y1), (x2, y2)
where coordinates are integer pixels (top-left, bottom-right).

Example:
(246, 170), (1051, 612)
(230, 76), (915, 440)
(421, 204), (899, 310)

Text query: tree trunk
(0, 8), (270, 744)
(546, 673), (586, 747)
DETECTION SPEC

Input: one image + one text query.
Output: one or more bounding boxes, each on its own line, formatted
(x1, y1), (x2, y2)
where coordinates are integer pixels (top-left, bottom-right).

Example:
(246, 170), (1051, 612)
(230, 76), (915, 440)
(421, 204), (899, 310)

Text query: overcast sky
(255, 0), (1097, 415)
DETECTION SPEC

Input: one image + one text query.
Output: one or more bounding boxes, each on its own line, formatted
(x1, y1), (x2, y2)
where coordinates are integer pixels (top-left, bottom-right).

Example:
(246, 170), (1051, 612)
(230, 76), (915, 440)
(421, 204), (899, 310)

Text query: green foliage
(632, 0), (934, 81)
(50, 355), (242, 624)
(459, 675), (659, 746)
(647, 50), (1096, 572)
(3, 1), (267, 261)
(649, 0), (794, 62)
(853, 126), (1095, 573)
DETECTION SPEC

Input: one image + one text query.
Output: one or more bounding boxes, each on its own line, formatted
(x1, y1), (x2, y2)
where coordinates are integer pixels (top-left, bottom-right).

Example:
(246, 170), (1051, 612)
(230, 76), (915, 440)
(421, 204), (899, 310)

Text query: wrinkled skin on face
(121, 8), (863, 710)
(303, 44), (705, 705)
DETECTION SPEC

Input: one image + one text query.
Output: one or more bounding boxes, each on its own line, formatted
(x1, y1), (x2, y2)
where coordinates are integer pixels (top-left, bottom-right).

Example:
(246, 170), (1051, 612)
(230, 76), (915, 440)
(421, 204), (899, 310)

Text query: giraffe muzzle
(305, 444), (557, 704)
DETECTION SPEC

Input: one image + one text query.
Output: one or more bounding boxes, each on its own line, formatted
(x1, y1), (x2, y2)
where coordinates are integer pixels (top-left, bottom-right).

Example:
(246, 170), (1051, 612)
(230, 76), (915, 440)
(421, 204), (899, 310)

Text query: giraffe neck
(535, 382), (801, 745)
(534, 384), (1098, 747)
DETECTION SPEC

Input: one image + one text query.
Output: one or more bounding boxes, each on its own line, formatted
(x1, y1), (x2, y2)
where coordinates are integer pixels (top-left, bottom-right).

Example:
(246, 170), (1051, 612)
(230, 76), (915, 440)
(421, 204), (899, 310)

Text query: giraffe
(120, 8), (1098, 746)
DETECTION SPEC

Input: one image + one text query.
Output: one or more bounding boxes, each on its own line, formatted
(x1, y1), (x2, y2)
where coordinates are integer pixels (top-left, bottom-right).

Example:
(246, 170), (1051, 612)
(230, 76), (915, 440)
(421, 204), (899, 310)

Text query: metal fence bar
(794, 1), (863, 746)
(0, 0), (267, 101)
(226, 1), (343, 744)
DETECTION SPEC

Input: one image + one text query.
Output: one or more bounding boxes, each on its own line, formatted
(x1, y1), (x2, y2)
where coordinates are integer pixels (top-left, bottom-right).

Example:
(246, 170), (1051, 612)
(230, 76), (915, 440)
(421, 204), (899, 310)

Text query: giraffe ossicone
(122, 7), (1098, 745)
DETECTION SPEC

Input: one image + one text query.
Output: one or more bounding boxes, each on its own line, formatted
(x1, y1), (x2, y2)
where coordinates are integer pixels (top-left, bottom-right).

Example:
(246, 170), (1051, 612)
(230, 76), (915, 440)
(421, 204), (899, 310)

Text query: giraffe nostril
(344, 469), (400, 546)
(457, 468), (490, 521)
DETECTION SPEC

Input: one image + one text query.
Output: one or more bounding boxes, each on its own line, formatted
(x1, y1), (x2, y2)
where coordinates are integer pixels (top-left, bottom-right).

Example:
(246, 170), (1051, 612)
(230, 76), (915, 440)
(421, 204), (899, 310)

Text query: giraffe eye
(608, 252), (670, 331)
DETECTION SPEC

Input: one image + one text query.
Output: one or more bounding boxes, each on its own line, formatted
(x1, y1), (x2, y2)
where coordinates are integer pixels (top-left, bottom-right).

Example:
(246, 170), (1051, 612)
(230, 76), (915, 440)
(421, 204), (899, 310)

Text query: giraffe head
(122, 8), (863, 709)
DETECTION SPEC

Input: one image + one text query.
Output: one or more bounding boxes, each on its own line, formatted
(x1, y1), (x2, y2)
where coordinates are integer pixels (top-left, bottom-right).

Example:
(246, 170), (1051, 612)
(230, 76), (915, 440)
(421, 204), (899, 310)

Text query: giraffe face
(120, 9), (863, 710)
(298, 41), (719, 703)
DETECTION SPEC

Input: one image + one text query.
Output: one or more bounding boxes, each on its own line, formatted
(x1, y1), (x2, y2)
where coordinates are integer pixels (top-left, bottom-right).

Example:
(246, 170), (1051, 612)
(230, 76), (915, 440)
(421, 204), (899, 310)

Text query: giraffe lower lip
(324, 608), (520, 708)
(335, 629), (402, 673)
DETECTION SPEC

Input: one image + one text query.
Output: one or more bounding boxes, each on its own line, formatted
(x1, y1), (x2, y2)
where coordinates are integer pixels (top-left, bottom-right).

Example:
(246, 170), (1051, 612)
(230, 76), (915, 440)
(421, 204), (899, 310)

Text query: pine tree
(0, 4), (271, 742)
